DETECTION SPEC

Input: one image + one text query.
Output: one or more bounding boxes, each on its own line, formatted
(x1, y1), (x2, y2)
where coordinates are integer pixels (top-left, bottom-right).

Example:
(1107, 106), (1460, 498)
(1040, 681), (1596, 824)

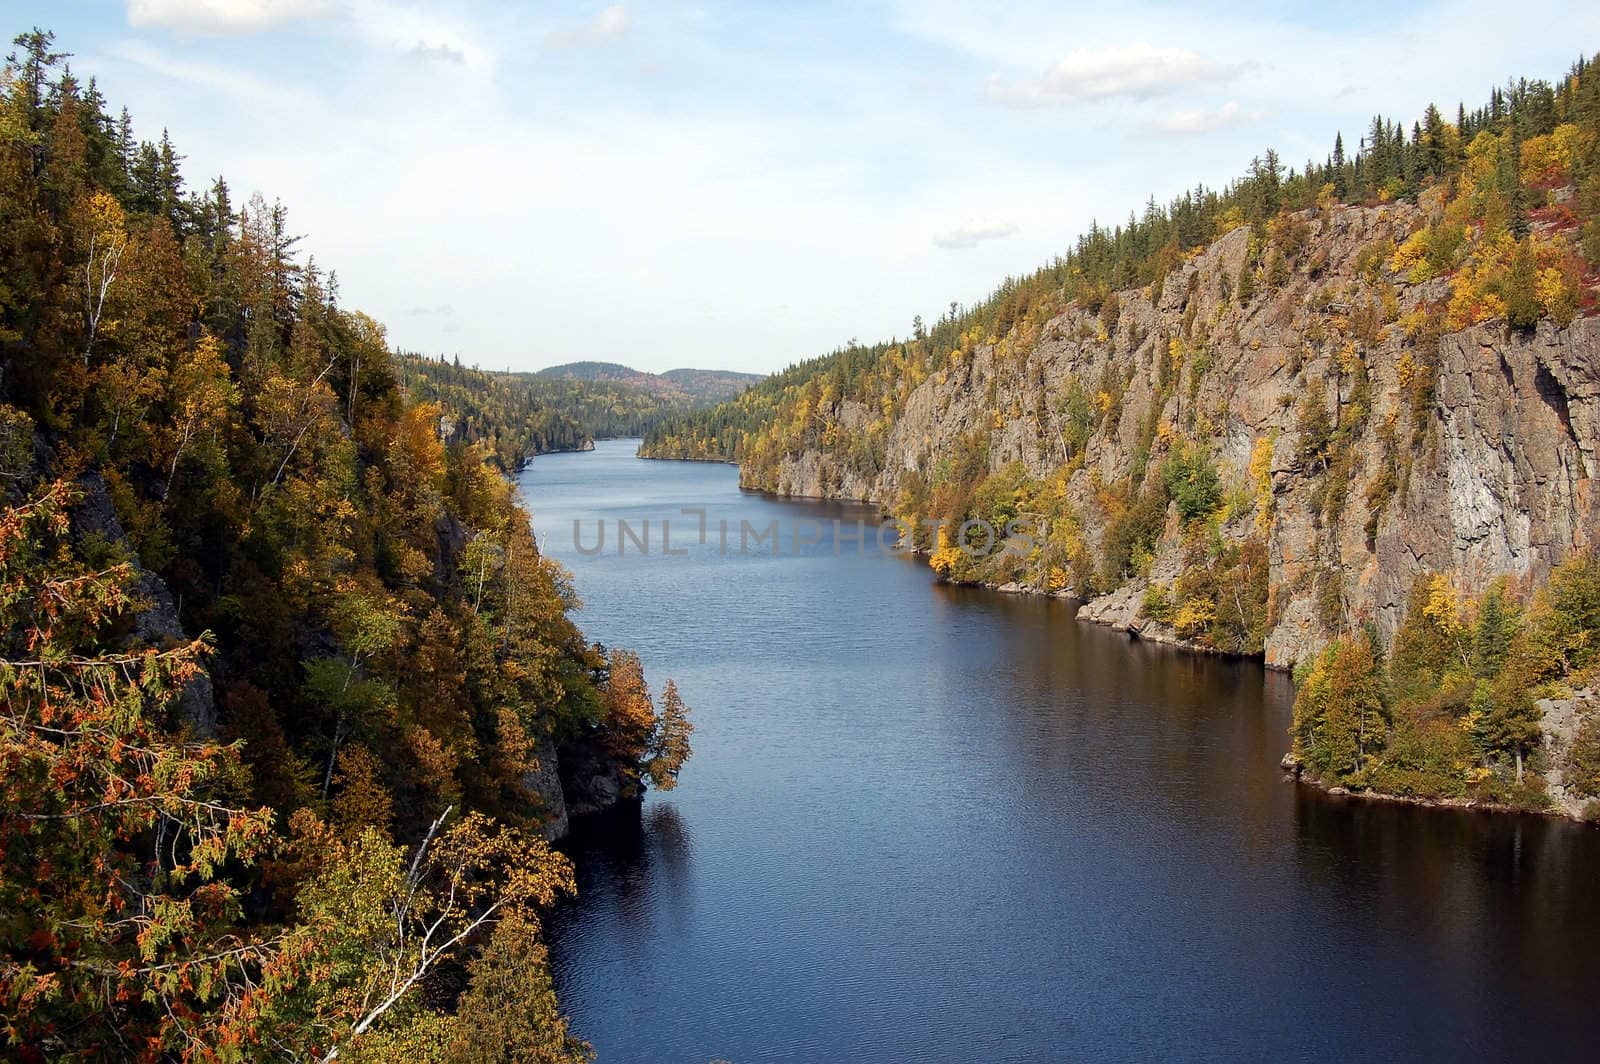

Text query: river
(518, 438), (1600, 1063)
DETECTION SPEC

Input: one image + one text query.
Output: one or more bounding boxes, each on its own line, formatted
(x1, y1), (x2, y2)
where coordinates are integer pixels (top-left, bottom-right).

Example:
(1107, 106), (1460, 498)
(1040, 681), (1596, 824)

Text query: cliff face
(525, 728), (638, 842)
(750, 202), (1599, 670)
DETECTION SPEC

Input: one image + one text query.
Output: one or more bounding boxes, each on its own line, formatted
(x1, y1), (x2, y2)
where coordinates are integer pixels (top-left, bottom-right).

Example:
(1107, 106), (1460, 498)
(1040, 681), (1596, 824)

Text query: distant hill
(510, 361), (764, 438)
(535, 361), (761, 404)
(658, 367), (765, 402)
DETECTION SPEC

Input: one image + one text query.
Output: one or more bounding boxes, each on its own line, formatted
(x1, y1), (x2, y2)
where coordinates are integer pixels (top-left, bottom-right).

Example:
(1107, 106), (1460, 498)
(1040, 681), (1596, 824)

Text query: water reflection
(528, 441), (1600, 1064)
(557, 804), (696, 939)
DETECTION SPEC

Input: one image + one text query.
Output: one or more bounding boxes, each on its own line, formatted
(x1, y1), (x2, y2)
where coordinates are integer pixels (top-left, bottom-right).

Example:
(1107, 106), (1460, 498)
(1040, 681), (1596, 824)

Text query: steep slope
(658, 366), (766, 403)
(744, 201), (1597, 667)
(644, 57), (1600, 815)
(0, 27), (688, 1058)
(397, 351), (594, 467)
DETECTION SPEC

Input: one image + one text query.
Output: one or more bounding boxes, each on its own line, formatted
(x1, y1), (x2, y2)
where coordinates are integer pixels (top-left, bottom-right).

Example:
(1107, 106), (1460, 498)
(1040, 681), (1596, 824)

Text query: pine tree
(1472, 586), (1518, 677)
(155, 127), (186, 233)
(1291, 634), (1388, 779)
(1503, 239), (1540, 328)
(6, 27), (65, 123)
(114, 105), (133, 178)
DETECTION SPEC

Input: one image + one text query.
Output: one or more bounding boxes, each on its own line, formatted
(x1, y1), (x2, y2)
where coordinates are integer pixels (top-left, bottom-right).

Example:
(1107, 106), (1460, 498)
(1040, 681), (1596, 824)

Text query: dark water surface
(520, 439), (1600, 1064)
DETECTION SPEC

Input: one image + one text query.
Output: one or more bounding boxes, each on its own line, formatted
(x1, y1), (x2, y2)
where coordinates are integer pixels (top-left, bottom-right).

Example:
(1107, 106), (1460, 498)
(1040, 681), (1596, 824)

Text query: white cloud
(1148, 100), (1264, 136)
(544, 5), (631, 50)
(126, 0), (329, 34)
(986, 43), (1237, 107)
(932, 220), (1018, 250)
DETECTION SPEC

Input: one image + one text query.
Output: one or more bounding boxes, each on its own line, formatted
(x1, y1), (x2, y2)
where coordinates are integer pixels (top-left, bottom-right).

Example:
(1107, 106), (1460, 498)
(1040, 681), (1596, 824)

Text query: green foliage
(1264, 247), (1289, 289)
(1568, 716), (1600, 799)
(1100, 480), (1169, 585)
(1143, 583), (1173, 623)
(395, 353), (590, 471)
(1292, 632), (1388, 780)
(0, 404), (31, 480)
(1146, 532), (1270, 654)
(1295, 378), (1335, 471)
(506, 363), (758, 440)
(1530, 552), (1600, 679)
(1162, 441), (1221, 523)
(1502, 238), (1543, 331)
(1057, 378), (1095, 459)
(1295, 555), (1600, 806)
(1472, 584), (1520, 678)
(1235, 262), (1256, 304)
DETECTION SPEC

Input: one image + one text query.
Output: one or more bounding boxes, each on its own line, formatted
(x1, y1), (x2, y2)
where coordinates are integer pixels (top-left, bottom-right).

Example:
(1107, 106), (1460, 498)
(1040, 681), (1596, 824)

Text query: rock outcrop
(524, 728), (570, 842)
(1536, 688), (1598, 820)
(70, 473), (218, 735)
(521, 727), (640, 841)
(736, 202), (1600, 672)
(557, 731), (635, 821)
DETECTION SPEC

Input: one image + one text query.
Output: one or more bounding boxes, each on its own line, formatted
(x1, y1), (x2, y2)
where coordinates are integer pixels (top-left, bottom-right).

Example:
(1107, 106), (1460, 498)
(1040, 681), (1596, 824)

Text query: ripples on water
(521, 440), (1600, 1064)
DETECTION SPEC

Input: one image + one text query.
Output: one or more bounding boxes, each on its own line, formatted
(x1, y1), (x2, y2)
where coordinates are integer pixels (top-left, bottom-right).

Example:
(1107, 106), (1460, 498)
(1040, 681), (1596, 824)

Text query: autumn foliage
(0, 27), (687, 1060)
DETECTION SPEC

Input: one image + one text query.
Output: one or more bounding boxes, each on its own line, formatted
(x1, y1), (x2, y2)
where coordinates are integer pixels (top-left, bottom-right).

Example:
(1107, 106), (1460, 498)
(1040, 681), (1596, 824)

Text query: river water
(519, 439), (1600, 1063)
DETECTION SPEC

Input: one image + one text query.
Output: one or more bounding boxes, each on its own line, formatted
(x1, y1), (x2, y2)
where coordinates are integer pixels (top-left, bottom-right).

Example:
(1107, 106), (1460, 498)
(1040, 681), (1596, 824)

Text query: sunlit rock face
(746, 202), (1599, 672)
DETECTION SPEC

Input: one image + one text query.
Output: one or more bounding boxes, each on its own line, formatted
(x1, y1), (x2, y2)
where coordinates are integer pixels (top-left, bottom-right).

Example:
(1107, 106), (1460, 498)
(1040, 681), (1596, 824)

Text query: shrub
(1143, 583), (1173, 623)
(1291, 634), (1388, 781)
(1100, 481), (1169, 584)
(1162, 442), (1221, 524)
(1295, 379), (1334, 471)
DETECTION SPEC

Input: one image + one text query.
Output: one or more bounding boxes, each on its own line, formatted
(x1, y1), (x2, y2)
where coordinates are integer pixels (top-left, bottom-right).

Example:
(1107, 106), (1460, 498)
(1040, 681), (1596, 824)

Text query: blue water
(520, 439), (1600, 1064)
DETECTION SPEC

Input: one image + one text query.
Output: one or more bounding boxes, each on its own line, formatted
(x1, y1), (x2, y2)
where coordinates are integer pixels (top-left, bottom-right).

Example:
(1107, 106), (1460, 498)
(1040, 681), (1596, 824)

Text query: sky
(9, 1), (1600, 374)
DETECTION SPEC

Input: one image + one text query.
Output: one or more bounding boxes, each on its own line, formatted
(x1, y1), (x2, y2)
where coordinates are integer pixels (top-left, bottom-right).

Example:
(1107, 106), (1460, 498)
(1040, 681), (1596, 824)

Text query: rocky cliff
(747, 201), (1599, 672)
(524, 724), (638, 841)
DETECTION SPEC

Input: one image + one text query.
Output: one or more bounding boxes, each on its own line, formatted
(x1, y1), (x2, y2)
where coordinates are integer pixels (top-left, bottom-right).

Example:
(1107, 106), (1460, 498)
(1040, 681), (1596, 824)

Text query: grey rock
(1537, 688), (1597, 820)
(524, 725), (570, 841)
(558, 731), (635, 820)
(726, 201), (1599, 678)
(70, 474), (217, 735)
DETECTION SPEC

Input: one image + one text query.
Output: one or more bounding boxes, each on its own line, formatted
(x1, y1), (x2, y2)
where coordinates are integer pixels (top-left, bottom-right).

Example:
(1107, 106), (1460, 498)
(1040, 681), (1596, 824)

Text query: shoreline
(1282, 754), (1593, 824)
(633, 450), (1593, 826)
(639, 450), (1281, 662)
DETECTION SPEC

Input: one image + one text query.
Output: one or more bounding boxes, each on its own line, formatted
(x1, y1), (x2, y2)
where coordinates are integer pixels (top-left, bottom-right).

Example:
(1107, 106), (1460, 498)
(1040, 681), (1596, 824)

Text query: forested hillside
(0, 28), (688, 1060)
(395, 351), (592, 469)
(645, 57), (1600, 816)
(519, 361), (760, 439)
(537, 360), (758, 400)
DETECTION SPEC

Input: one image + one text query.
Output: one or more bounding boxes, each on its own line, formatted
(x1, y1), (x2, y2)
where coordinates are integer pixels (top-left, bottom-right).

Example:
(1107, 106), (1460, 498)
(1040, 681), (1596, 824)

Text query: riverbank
(649, 453), (1264, 659)
(541, 440), (1600, 1062)
(634, 450), (1600, 825)
(1281, 750), (1598, 824)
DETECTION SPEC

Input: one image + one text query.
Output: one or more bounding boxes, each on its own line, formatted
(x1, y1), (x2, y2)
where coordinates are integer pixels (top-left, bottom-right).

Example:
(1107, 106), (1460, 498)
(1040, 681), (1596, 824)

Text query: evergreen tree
(6, 26), (64, 123)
